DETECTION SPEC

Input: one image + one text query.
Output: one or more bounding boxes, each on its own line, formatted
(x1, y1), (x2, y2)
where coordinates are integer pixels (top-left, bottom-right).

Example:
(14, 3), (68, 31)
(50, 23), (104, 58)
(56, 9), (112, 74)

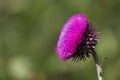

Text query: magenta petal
(56, 14), (89, 61)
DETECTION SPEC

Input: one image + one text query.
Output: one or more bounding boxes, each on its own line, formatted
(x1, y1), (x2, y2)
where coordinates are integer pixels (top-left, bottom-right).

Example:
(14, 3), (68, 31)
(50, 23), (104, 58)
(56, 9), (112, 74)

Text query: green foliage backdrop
(0, 0), (120, 80)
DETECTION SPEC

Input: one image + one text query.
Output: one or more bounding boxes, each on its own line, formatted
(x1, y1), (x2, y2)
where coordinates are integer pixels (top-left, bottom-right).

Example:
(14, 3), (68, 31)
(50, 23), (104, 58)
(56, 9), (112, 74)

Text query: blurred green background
(0, 0), (120, 80)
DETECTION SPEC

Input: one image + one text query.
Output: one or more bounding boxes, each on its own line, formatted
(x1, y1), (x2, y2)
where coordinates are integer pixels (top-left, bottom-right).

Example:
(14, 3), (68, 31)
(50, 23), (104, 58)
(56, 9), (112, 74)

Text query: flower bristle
(72, 23), (99, 62)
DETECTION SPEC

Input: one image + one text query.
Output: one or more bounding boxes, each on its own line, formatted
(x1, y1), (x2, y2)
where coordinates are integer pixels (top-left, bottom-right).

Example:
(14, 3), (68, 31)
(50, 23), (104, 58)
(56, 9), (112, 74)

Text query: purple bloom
(56, 13), (98, 61)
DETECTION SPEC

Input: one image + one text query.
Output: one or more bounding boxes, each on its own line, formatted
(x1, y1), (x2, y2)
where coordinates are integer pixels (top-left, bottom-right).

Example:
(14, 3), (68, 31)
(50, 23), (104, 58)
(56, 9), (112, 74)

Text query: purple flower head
(56, 13), (98, 61)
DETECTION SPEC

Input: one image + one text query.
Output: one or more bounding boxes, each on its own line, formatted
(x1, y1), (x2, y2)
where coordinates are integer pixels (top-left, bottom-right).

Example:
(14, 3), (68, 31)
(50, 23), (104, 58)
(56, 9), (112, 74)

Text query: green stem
(92, 50), (104, 80)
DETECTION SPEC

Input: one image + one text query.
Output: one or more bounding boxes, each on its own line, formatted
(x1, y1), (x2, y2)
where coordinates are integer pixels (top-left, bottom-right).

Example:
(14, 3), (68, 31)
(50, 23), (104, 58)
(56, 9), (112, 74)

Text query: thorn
(87, 46), (91, 48)
(96, 32), (100, 34)
(94, 38), (99, 41)
(92, 46), (95, 48)
(92, 34), (95, 37)
(88, 50), (92, 53)
(89, 34), (92, 36)
(89, 38), (93, 41)
(87, 41), (89, 45)
(91, 42), (96, 44)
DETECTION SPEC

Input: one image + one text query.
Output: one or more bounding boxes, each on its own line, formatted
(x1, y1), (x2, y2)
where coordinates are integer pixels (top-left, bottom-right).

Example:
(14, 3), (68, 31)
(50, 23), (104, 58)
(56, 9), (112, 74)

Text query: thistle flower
(56, 13), (99, 61)
(55, 13), (104, 80)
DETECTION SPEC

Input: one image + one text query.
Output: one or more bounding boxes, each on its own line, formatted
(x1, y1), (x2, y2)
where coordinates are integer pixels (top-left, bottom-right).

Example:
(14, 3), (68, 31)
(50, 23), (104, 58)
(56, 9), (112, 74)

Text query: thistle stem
(92, 50), (104, 80)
